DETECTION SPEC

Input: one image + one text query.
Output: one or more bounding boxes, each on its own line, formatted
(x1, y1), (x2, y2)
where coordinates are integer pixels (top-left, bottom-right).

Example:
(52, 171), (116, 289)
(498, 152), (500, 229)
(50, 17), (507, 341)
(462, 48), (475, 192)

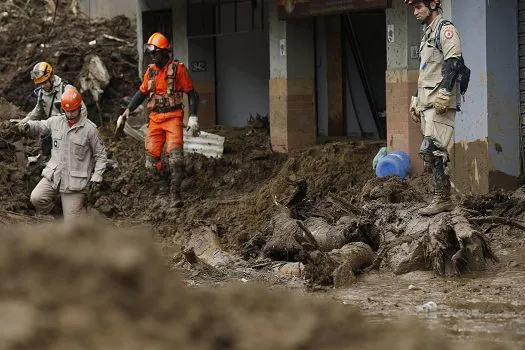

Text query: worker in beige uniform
(406, 0), (463, 216)
(18, 87), (107, 222)
(11, 62), (73, 157)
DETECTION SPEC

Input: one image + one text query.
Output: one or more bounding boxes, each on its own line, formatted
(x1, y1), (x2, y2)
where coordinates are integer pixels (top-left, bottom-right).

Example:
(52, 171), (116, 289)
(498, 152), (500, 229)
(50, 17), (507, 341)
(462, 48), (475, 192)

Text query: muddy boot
(152, 171), (170, 196)
(419, 157), (454, 216)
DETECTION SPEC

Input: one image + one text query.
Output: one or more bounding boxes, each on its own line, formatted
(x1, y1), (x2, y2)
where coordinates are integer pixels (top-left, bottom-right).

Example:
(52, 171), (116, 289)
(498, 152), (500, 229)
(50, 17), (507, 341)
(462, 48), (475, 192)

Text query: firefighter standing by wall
(118, 32), (199, 200)
(11, 62), (74, 158)
(17, 87), (107, 222)
(406, 0), (463, 216)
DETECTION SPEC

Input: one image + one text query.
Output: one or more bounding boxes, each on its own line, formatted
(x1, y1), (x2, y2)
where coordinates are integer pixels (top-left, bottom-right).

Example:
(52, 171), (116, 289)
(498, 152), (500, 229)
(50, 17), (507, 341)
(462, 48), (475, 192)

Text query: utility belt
(147, 94), (183, 113)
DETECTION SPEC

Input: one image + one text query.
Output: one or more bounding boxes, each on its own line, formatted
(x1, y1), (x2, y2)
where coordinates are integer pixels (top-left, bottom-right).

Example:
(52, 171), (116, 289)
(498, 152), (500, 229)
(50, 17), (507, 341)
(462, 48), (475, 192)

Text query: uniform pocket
(69, 170), (88, 191)
(71, 137), (88, 160)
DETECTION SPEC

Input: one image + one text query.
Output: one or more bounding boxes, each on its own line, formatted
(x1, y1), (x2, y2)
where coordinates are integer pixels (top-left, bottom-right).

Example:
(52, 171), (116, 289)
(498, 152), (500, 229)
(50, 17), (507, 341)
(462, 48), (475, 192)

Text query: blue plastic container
(375, 150), (411, 179)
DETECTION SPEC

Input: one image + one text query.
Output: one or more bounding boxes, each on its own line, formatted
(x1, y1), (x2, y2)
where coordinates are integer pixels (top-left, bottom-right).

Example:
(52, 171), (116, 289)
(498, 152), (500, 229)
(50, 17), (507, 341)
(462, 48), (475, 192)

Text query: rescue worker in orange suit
(119, 32), (199, 200)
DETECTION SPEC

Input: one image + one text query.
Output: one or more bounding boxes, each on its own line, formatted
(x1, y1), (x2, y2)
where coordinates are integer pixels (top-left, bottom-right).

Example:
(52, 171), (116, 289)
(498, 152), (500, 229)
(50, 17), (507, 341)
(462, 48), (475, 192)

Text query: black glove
(87, 181), (102, 204)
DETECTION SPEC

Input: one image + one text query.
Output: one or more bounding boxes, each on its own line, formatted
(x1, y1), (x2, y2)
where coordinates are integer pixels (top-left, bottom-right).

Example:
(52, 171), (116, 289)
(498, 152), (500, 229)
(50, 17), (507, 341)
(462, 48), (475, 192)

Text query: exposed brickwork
(385, 69), (424, 175)
(270, 78), (316, 152)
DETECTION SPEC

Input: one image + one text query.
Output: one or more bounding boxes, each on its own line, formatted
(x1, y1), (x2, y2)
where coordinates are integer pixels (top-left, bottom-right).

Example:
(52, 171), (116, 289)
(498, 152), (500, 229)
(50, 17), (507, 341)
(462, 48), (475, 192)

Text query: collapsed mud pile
(0, 99), (44, 214)
(0, 0), (139, 123)
(0, 218), (510, 350)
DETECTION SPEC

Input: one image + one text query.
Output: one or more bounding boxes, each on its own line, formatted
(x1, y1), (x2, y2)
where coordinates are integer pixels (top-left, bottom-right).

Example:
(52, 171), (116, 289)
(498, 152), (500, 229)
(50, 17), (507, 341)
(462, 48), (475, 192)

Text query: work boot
(419, 156), (454, 216)
(419, 191), (454, 216)
(153, 172), (170, 196)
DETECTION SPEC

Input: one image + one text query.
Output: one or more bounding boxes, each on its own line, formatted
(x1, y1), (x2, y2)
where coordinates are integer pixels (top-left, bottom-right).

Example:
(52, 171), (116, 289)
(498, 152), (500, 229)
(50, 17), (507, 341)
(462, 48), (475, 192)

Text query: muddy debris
(0, 218), (511, 350)
(246, 174), (510, 287)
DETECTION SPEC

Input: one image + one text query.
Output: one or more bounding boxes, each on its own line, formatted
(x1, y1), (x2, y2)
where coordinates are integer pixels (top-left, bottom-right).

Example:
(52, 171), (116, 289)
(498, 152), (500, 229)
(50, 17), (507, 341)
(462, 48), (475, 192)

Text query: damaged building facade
(131, 0), (521, 194)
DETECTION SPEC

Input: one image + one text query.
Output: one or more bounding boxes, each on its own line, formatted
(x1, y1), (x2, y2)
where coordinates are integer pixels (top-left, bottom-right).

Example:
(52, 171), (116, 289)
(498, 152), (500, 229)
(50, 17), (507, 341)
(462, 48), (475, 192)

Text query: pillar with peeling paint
(451, 0), (519, 193)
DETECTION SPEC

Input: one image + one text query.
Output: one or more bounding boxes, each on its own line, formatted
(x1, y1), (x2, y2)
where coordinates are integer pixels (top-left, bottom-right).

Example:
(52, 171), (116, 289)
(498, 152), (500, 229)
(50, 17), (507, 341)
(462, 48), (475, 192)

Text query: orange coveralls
(139, 59), (194, 173)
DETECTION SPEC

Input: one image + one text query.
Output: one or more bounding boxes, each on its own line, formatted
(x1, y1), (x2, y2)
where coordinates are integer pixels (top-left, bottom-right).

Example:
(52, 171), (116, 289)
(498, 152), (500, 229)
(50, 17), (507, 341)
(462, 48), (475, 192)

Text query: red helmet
(61, 87), (82, 111)
(145, 32), (170, 53)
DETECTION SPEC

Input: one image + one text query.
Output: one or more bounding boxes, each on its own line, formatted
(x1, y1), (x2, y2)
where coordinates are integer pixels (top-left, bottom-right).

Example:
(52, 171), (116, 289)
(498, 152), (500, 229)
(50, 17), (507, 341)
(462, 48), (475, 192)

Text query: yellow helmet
(30, 61), (53, 85)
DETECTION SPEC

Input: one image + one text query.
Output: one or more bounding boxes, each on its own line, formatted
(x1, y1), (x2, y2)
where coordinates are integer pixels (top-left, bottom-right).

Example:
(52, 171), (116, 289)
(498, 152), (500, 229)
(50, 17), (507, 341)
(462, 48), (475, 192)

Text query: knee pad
(418, 137), (438, 163)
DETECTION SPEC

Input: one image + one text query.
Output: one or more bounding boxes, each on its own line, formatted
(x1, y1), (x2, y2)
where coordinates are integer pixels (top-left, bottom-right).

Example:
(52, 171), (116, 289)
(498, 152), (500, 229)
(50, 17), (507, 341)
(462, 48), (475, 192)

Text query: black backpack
(435, 20), (471, 98)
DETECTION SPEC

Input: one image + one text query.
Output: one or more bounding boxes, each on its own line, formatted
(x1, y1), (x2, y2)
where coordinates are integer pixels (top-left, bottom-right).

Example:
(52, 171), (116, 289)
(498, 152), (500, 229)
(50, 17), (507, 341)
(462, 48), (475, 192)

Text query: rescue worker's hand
(17, 121), (29, 134)
(87, 181), (102, 204)
(120, 108), (130, 120)
(433, 89), (451, 115)
(187, 115), (200, 137)
(409, 96), (421, 123)
(114, 109), (130, 139)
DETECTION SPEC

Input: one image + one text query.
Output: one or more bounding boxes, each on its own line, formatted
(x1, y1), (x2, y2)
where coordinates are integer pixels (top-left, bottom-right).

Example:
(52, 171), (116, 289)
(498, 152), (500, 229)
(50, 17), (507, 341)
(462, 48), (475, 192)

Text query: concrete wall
(486, 0), (520, 188)
(215, 2), (269, 127)
(80, 0), (136, 19)
(451, 0), (519, 192)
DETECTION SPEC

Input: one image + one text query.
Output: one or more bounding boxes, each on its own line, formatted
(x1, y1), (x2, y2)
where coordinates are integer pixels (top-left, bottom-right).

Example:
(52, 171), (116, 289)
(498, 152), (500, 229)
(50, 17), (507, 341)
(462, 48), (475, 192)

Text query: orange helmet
(145, 32), (171, 53)
(61, 87), (82, 111)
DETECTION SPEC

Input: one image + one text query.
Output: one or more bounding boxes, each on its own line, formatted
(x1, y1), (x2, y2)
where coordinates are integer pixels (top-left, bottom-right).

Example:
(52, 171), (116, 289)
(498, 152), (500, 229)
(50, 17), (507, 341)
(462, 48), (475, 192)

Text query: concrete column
(385, 1), (423, 173)
(269, 1), (316, 152)
(451, 0), (519, 193)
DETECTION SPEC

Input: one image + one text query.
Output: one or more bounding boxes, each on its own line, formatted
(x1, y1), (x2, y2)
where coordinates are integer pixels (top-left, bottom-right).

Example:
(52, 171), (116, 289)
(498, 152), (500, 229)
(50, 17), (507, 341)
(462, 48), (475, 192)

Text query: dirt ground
(1, 1), (525, 348)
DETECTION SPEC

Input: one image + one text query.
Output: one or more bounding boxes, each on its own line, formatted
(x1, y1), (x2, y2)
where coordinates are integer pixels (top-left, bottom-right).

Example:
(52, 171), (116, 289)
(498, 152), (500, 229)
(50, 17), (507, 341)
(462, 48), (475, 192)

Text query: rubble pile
(0, 0), (140, 124)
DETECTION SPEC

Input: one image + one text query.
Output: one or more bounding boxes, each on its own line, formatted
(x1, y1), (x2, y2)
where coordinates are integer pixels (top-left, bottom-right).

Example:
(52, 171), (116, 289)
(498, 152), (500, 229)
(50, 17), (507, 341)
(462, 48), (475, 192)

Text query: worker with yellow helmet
(11, 62), (74, 157)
